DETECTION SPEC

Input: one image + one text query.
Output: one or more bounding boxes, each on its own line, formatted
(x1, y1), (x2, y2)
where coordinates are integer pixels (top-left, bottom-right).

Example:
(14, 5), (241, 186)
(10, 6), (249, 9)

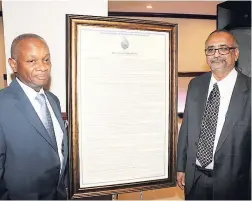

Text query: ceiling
(108, 1), (224, 15)
(0, 1), (224, 15)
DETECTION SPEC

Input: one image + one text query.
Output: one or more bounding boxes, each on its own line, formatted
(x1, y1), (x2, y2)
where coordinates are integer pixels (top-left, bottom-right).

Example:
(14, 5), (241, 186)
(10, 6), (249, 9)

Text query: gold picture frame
(66, 14), (178, 199)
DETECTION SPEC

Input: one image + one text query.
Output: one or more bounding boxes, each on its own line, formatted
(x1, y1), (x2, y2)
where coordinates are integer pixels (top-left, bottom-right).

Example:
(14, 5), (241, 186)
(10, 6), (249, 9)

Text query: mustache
(210, 58), (226, 63)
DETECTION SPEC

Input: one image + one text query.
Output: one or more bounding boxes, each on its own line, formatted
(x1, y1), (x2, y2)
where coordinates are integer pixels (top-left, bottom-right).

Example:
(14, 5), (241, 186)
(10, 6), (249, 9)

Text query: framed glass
(66, 14), (178, 199)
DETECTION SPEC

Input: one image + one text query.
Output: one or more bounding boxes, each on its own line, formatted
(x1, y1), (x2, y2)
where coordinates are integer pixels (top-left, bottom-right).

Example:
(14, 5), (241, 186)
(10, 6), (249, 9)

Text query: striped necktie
(36, 93), (58, 149)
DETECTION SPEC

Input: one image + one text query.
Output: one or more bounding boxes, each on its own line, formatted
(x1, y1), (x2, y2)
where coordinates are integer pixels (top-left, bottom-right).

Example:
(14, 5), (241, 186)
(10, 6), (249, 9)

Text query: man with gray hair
(0, 33), (68, 199)
(177, 29), (251, 200)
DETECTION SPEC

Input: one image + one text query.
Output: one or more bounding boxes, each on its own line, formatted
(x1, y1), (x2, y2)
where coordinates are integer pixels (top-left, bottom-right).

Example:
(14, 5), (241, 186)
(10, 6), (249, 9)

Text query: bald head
(8, 33), (51, 91)
(11, 33), (48, 60)
(205, 29), (239, 48)
(204, 29), (240, 80)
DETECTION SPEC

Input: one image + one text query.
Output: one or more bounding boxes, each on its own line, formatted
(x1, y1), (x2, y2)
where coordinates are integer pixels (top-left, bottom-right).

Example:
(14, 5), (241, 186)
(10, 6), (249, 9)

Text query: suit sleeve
(0, 124), (8, 199)
(176, 80), (193, 172)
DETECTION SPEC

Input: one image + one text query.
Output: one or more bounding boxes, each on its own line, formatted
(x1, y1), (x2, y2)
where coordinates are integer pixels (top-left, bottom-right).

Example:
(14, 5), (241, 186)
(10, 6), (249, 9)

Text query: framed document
(66, 14), (178, 199)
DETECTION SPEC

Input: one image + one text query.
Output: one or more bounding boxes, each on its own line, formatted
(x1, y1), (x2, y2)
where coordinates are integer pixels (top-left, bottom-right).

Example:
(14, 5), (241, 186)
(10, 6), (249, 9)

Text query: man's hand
(177, 172), (185, 190)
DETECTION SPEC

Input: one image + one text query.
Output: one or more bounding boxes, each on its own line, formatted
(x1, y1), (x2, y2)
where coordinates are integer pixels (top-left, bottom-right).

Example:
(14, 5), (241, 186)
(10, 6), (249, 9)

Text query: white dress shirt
(196, 68), (237, 169)
(17, 78), (64, 169)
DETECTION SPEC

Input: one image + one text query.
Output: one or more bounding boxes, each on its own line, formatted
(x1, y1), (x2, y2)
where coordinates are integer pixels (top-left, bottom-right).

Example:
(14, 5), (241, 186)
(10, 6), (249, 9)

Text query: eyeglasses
(205, 46), (237, 56)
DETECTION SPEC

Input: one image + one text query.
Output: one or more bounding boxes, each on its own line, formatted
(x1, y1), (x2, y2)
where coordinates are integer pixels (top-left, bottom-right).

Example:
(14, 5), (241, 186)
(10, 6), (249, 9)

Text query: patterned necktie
(36, 93), (58, 149)
(196, 83), (220, 167)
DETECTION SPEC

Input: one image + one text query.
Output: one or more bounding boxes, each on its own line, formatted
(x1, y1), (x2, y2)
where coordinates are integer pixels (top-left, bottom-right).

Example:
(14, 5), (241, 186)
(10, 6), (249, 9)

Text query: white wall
(0, 16), (6, 89)
(2, 0), (108, 112)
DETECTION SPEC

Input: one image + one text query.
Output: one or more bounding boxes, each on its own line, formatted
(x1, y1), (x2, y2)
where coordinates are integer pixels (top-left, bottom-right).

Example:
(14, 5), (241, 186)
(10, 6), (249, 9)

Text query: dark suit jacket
(0, 79), (68, 200)
(177, 71), (251, 200)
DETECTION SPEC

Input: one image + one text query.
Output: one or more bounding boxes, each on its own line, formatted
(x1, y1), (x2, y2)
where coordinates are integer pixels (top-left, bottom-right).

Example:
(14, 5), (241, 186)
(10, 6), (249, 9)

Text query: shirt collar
(210, 68), (237, 97)
(16, 78), (45, 101)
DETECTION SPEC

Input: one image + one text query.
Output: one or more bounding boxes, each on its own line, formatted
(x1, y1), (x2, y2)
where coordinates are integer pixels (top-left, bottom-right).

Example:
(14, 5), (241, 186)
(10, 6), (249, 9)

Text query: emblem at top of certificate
(121, 37), (129, 49)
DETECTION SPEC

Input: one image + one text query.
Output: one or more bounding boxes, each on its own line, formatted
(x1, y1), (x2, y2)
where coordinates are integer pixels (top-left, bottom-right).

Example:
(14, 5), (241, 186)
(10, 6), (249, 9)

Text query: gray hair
(10, 33), (47, 59)
(206, 29), (239, 48)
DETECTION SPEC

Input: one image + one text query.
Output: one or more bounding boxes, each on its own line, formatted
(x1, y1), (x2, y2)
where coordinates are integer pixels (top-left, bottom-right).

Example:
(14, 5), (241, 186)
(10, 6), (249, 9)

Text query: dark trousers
(185, 166), (213, 200)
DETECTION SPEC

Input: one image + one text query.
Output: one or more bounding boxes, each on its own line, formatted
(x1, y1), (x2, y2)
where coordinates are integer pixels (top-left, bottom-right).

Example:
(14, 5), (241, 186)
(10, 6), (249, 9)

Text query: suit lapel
(45, 92), (68, 177)
(10, 79), (68, 179)
(10, 79), (58, 152)
(215, 73), (249, 152)
(192, 73), (211, 141)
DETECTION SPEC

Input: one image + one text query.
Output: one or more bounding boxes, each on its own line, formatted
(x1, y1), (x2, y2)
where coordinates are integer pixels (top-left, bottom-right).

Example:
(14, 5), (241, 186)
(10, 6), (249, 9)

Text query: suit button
(195, 141), (198, 146)
(192, 162), (195, 166)
(56, 165), (61, 169)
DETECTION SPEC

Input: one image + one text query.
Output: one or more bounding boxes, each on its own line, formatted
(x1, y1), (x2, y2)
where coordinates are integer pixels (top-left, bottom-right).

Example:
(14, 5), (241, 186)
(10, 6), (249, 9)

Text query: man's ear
(8, 58), (17, 72)
(234, 48), (239, 62)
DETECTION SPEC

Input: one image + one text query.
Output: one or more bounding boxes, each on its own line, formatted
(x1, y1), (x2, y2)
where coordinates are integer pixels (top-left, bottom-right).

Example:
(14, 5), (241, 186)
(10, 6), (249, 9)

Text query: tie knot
(213, 83), (218, 89)
(212, 83), (220, 96)
(36, 93), (47, 105)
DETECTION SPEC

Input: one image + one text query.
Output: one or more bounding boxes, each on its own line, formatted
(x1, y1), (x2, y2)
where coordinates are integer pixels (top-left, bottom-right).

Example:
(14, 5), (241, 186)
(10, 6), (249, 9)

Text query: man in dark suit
(177, 29), (251, 200)
(0, 33), (68, 199)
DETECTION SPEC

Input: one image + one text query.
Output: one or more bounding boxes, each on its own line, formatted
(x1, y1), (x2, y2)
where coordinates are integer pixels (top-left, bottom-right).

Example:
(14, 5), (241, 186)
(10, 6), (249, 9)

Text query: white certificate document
(77, 26), (170, 188)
